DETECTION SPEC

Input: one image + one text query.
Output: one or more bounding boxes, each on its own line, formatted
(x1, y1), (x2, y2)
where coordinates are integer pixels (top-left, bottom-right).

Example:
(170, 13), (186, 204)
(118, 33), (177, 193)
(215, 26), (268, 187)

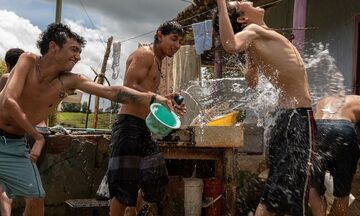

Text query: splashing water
(181, 43), (348, 128)
(174, 42), (350, 214)
(305, 43), (347, 113)
(244, 75), (279, 127)
(181, 74), (279, 128)
(181, 77), (247, 126)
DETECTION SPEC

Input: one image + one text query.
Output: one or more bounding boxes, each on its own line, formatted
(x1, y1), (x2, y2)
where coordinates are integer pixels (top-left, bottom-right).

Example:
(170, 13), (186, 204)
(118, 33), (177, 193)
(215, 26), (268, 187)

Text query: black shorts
(107, 114), (169, 206)
(261, 108), (316, 216)
(312, 119), (359, 197)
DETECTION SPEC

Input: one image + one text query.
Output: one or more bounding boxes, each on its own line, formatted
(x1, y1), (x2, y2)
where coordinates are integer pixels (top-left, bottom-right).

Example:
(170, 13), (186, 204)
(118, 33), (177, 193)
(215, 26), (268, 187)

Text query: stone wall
(12, 135), (111, 216)
(10, 134), (360, 216)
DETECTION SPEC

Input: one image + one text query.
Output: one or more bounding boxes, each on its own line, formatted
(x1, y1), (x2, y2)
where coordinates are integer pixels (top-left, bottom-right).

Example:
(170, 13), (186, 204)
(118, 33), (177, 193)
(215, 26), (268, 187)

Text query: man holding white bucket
(108, 21), (186, 216)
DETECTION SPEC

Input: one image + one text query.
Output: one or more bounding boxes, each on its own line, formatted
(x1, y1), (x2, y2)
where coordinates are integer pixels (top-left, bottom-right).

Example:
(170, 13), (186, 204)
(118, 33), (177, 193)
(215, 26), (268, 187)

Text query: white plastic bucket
(184, 178), (203, 216)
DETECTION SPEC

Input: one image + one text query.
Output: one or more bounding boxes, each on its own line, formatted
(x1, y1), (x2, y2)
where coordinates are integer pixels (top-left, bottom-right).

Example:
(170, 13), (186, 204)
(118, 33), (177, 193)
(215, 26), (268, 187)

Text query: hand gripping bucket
(145, 103), (181, 137)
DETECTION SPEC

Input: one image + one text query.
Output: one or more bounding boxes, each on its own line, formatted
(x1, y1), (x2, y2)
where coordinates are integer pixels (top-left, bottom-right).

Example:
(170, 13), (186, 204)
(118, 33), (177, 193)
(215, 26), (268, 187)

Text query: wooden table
(158, 125), (244, 216)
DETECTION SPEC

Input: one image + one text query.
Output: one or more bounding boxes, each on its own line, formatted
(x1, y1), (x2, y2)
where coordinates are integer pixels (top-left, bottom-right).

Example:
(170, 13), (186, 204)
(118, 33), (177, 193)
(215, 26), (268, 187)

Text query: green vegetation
(55, 112), (117, 129)
(61, 102), (82, 112)
(0, 59), (6, 76)
(48, 111), (58, 127)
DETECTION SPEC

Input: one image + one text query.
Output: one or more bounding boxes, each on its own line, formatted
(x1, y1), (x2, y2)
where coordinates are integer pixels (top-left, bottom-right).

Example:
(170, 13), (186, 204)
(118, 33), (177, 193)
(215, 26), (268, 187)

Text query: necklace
(150, 45), (163, 79)
(154, 57), (163, 79)
(36, 57), (67, 99)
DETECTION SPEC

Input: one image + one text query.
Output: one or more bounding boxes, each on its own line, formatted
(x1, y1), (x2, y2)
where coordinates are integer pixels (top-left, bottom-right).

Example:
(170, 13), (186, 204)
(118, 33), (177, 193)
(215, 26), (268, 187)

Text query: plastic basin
(146, 103), (181, 137)
(206, 111), (238, 126)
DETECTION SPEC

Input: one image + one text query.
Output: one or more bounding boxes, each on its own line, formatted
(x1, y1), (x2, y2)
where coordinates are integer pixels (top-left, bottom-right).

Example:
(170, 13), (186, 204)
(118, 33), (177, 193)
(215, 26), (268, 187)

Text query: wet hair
(154, 21), (185, 41)
(213, 2), (245, 34)
(37, 23), (86, 55)
(5, 48), (24, 71)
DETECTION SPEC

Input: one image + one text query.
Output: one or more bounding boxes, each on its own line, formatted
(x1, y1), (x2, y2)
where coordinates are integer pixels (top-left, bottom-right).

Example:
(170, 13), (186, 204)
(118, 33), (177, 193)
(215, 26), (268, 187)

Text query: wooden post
(352, 15), (360, 94)
(55, 0), (62, 24)
(159, 57), (173, 95)
(224, 149), (236, 216)
(214, 34), (223, 78)
(292, 0), (307, 55)
(93, 36), (113, 129)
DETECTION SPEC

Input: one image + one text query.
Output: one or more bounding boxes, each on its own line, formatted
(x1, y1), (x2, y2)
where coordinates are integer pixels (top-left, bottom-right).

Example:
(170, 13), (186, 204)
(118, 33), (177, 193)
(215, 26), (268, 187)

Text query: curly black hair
(37, 23), (86, 55)
(5, 48), (24, 70)
(213, 2), (245, 34)
(154, 21), (185, 42)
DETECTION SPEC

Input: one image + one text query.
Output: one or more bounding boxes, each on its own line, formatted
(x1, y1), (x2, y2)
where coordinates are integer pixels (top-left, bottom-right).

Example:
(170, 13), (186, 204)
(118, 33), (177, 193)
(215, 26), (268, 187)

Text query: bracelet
(150, 94), (156, 105)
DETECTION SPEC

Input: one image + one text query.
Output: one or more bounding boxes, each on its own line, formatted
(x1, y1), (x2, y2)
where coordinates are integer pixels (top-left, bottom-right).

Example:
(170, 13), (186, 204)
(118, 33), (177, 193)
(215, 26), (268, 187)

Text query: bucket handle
(202, 195), (222, 208)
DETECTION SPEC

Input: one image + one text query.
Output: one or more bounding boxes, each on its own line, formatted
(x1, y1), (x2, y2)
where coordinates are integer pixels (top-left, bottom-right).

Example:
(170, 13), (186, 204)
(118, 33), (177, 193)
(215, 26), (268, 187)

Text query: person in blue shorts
(0, 48), (24, 216)
(0, 23), (172, 216)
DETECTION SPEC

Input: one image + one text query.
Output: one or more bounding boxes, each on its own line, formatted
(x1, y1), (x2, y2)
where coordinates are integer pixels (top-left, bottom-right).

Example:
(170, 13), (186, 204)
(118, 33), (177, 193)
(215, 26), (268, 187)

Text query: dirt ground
(347, 165), (360, 215)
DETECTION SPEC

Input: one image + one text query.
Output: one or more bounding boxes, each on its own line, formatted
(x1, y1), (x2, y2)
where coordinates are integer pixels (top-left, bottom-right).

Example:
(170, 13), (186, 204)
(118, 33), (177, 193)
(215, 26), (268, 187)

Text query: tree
(0, 60), (6, 76)
(81, 101), (88, 113)
(61, 102), (81, 112)
(48, 111), (58, 127)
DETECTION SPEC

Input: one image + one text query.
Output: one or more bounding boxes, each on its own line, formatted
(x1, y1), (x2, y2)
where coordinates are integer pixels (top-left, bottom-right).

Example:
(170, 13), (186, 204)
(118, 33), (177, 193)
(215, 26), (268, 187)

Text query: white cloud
(0, 11), (123, 83)
(60, 0), (190, 85)
(0, 10), (121, 108)
(64, 19), (108, 79)
(0, 10), (41, 57)
(0, 0), (190, 110)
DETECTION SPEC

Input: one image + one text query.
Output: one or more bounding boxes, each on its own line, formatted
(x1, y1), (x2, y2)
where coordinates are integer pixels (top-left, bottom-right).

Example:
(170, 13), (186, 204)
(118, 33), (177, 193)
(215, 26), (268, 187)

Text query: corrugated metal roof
(173, 0), (281, 65)
(175, 0), (280, 25)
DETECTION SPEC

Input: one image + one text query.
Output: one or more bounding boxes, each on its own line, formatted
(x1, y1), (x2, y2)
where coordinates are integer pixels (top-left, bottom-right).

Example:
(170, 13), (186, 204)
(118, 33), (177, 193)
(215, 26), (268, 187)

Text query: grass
(55, 112), (117, 129)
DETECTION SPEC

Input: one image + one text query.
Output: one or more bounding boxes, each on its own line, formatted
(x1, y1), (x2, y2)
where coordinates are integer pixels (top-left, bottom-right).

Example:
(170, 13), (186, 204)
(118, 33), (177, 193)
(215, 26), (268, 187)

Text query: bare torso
(248, 27), (311, 108)
(0, 53), (76, 135)
(119, 45), (161, 119)
(315, 95), (360, 123)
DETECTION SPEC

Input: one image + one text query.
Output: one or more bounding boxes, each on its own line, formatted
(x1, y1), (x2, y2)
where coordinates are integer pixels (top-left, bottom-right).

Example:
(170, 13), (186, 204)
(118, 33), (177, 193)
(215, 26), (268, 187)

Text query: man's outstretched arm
(74, 74), (173, 110)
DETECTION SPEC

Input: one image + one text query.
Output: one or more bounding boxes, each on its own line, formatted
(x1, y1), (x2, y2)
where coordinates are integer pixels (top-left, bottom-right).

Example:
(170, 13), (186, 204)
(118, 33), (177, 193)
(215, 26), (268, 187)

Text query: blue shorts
(0, 135), (45, 198)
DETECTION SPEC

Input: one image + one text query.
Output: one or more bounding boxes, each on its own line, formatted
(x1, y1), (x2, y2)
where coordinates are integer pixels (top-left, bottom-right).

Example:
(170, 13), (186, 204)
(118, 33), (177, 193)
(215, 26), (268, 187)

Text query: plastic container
(145, 103), (181, 137)
(183, 178), (203, 216)
(204, 178), (222, 216)
(206, 111), (238, 126)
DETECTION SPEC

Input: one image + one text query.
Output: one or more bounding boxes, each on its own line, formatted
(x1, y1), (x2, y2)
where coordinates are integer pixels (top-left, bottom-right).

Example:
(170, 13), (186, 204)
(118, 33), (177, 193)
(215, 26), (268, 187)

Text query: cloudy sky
(0, 0), (189, 108)
(0, 0), (190, 82)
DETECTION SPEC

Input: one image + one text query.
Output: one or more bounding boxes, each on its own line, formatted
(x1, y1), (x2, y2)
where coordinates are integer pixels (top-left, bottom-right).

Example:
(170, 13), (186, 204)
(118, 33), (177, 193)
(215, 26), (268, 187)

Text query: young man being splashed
(214, 1), (315, 215)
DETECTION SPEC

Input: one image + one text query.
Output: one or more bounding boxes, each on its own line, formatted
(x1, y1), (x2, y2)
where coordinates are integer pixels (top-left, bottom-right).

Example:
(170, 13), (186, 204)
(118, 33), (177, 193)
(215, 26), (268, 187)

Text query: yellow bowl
(206, 111), (238, 126)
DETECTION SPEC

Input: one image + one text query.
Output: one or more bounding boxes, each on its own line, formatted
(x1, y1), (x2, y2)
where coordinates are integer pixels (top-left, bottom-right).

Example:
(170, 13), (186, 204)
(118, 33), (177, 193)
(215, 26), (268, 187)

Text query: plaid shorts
(107, 114), (168, 206)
